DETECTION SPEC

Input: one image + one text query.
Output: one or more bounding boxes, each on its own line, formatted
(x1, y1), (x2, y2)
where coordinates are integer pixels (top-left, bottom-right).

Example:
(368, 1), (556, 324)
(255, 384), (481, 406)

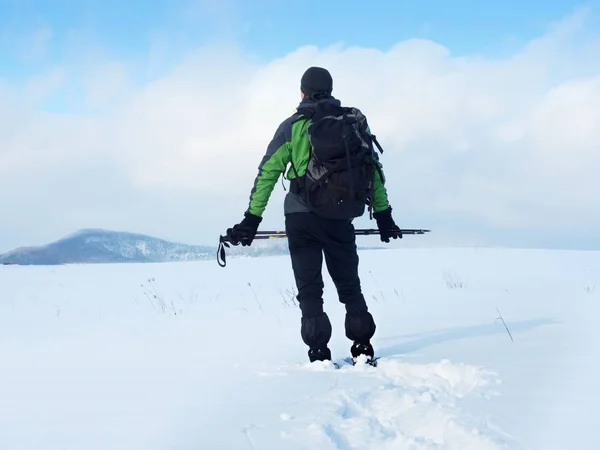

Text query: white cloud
(1, 9), (599, 251)
(83, 61), (130, 110)
(19, 27), (54, 61)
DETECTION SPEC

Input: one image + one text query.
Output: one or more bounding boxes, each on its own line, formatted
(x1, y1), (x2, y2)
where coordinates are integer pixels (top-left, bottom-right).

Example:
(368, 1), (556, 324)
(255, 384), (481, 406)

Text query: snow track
(265, 357), (515, 449)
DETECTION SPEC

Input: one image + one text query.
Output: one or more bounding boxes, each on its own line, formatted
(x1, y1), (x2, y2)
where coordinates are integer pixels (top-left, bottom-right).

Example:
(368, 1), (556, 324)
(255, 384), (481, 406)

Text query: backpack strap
(287, 107), (318, 196)
(286, 110), (310, 181)
(370, 134), (384, 154)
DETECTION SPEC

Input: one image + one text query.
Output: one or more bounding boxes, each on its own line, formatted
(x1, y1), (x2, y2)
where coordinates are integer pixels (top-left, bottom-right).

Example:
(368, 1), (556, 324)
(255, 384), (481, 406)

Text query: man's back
(247, 94), (391, 220)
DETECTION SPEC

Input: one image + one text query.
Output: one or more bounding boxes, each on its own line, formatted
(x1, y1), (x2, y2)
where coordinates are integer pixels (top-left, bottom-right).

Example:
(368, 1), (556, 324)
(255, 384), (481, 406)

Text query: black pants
(285, 212), (376, 350)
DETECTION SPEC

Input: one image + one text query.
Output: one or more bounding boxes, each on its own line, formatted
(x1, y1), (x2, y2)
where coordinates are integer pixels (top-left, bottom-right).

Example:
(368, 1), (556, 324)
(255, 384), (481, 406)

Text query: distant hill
(0, 229), (220, 265)
(0, 228), (384, 266)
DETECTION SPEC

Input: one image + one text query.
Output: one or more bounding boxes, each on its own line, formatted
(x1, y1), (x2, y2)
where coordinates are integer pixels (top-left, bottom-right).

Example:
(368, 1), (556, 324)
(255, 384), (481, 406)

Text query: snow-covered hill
(0, 228), (218, 265)
(0, 228), (378, 265)
(0, 247), (598, 449)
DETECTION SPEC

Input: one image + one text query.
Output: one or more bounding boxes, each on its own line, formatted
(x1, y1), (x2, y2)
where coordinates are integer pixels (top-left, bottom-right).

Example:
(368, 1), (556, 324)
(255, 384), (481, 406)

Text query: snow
(1, 247), (599, 449)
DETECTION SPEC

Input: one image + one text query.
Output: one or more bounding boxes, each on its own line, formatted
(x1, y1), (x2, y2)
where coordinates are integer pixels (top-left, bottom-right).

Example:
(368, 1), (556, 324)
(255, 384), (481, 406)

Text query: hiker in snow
(224, 66), (402, 363)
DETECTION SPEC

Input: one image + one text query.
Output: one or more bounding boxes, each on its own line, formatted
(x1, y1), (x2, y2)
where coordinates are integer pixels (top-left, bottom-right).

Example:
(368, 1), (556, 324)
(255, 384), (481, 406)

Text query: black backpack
(290, 101), (385, 220)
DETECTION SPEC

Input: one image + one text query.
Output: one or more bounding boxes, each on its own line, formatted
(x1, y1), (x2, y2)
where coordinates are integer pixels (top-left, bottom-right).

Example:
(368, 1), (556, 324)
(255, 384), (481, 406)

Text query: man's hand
(373, 207), (402, 243)
(225, 212), (263, 246)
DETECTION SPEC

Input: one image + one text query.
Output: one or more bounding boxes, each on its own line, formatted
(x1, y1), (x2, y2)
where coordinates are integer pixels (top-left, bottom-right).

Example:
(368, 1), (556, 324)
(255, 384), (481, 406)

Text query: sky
(1, 0), (600, 252)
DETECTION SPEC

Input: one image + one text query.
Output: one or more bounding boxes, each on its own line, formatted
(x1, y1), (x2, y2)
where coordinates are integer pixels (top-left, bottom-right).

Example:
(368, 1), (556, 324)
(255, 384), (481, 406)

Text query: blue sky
(2, 0), (597, 116)
(1, 0), (596, 81)
(1, 0), (599, 252)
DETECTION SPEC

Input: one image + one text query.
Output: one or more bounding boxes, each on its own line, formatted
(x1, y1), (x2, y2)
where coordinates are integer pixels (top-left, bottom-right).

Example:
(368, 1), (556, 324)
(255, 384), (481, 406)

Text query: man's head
(300, 66), (333, 99)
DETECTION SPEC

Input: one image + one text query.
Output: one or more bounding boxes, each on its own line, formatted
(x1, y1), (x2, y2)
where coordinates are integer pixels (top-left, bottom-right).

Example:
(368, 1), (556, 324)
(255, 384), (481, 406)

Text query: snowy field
(1, 247), (599, 450)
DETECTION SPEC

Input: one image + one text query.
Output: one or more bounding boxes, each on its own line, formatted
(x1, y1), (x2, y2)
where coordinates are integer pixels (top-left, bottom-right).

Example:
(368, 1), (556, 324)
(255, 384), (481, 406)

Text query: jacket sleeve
(372, 152), (390, 212)
(247, 118), (293, 217)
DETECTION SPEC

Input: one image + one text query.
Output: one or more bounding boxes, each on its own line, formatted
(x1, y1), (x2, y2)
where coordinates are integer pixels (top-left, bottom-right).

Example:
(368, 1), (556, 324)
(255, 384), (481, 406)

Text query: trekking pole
(353, 228), (431, 236)
(217, 228), (431, 267)
(227, 228), (429, 239)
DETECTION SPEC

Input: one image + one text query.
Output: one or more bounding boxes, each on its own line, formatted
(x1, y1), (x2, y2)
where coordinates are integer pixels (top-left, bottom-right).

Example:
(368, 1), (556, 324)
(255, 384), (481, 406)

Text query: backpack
(290, 101), (385, 220)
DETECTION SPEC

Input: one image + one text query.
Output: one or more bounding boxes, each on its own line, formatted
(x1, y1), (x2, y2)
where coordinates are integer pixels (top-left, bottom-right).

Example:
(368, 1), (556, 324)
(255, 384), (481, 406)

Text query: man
(225, 66), (402, 363)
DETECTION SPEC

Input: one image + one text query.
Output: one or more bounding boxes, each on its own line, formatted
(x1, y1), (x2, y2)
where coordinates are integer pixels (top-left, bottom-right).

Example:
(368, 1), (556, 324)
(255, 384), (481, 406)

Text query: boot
(350, 341), (375, 362)
(308, 347), (332, 362)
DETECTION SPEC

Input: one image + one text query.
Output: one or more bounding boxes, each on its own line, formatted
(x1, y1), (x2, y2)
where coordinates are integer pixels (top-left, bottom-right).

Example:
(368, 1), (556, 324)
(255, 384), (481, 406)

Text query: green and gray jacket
(246, 96), (390, 217)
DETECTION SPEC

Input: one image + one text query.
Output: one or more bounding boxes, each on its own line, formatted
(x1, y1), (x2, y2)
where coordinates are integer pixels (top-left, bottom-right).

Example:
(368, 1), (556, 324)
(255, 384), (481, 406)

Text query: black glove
(373, 207), (402, 243)
(226, 212), (262, 246)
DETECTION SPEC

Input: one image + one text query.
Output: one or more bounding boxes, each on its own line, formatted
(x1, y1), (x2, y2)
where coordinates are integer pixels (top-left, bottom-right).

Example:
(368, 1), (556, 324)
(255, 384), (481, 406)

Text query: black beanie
(300, 66), (333, 97)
